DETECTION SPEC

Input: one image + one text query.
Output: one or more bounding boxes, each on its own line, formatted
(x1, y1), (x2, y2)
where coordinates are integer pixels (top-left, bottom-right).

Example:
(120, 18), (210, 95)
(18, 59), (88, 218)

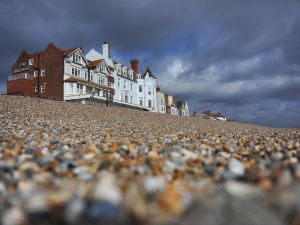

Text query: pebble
(144, 176), (166, 194)
(0, 96), (300, 225)
(87, 201), (120, 220)
(228, 158), (245, 176)
(93, 172), (122, 204)
(2, 207), (26, 225)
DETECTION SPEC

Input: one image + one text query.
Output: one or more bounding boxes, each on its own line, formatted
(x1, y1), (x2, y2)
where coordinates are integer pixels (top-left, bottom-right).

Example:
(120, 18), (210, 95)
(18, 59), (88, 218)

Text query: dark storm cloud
(0, 0), (299, 127)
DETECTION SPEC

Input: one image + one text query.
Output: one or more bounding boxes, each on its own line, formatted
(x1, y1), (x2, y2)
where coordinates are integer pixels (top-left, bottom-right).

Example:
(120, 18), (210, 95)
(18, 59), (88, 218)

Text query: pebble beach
(1, 95), (300, 225)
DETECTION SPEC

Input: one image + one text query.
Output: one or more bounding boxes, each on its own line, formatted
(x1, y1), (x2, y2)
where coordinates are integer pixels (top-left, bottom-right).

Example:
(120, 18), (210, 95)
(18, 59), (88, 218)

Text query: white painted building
(156, 87), (166, 113)
(63, 47), (114, 104)
(177, 101), (189, 116)
(86, 42), (156, 111)
(137, 68), (157, 112)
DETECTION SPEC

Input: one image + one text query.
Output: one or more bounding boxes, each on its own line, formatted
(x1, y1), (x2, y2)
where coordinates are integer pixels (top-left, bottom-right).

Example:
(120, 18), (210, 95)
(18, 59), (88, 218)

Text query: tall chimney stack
(102, 42), (111, 59)
(130, 59), (139, 73)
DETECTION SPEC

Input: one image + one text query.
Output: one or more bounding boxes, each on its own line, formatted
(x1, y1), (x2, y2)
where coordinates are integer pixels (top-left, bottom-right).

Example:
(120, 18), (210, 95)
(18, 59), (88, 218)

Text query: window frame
(29, 58), (34, 66)
(41, 69), (45, 76)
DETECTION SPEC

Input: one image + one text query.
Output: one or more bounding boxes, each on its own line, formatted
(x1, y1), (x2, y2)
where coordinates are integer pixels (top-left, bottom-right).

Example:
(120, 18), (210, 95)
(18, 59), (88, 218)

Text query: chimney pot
(130, 59), (139, 73)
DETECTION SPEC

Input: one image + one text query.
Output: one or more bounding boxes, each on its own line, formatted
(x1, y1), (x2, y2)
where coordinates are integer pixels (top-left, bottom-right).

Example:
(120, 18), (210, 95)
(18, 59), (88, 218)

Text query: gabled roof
(176, 101), (188, 109)
(142, 67), (157, 79)
(85, 48), (114, 68)
(88, 59), (105, 68)
(62, 47), (79, 56)
(45, 43), (80, 56)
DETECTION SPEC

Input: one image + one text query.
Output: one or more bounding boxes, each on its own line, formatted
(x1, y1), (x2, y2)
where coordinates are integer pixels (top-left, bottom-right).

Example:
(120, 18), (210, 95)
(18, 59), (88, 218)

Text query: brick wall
(7, 79), (34, 96)
(8, 44), (65, 100)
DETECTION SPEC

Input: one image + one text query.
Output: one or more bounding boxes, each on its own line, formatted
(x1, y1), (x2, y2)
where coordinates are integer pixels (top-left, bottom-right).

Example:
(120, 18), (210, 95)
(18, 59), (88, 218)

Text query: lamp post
(106, 92), (114, 107)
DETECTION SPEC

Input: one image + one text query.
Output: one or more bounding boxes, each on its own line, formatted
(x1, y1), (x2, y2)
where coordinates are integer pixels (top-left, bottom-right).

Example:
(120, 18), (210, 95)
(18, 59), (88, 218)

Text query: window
(85, 72), (88, 80)
(100, 66), (105, 73)
(34, 71), (38, 77)
(161, 99), (164, 105)
(34, 87), (38, 93)
(131, 83), (133, 91)
(125, 94), (128, 103)
(148, 87), (151, 95)
(139, 98), (143, 106)
(73, 54), (82, 64)
(118, 78), (120, 87)
(70, 83), (74, 93)
(100, 77), (105, 84)
(77, 83), (83, 95)
(123, 68), (127, 77)
(148, 100), (152, 108)
(121, 93), (124, 102)
(71, 67), (81, 77)
(124, 81), (126, 89)
(103, 91), (107, 98)
(129, 71), (133, 80)
(139, 85), (142, 92)
(29, 59), (34, 66)
(41, 86), (45, 93)
(41, 69), (45, 76)
(131, 96), (134, 103)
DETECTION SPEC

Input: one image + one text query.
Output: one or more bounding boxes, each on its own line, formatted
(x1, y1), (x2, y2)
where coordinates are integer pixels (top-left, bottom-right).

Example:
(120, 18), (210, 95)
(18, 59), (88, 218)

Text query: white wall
(156, 91), (166, 113)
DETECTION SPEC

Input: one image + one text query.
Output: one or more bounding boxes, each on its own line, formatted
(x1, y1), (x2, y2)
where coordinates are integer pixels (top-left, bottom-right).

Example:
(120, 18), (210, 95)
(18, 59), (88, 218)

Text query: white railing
(8, 73), (32, 81)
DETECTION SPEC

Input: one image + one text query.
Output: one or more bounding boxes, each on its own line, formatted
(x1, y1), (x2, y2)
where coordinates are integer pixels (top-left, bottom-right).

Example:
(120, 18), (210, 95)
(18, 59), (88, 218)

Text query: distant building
(156, 86), (166, 114)
(193, 110), (227, 121)
(165, 94), (179, 115)
(137, 67), (157, 112)
(176, 101), (189, 116)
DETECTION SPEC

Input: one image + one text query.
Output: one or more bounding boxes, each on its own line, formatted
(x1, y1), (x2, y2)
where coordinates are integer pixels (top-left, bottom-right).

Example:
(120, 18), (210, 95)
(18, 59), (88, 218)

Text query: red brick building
(7, 43), (115, 102)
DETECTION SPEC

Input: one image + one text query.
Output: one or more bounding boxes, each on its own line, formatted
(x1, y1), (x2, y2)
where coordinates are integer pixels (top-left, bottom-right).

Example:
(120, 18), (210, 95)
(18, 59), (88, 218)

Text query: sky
(0, 0), (299, 128)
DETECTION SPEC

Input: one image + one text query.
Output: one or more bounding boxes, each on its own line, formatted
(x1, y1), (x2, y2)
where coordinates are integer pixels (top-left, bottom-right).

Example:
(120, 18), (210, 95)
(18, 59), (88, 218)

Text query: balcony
(8, 73), (33, 81)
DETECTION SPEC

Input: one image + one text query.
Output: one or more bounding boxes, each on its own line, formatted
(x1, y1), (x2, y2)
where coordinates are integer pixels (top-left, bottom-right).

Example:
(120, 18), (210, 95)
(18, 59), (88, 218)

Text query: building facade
(7, 41), (188, 114)
(177, 101), (189, 116)
(156, 86), (166, 114)
(86, 43), (157, 111)
(7, 43), (114, 105)
(165, 94), (179, 115)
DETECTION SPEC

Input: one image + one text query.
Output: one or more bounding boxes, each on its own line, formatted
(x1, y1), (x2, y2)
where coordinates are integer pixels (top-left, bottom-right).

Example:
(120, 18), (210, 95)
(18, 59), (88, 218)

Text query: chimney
(102, 42), (111, 59)
(130, 59), (139, 73)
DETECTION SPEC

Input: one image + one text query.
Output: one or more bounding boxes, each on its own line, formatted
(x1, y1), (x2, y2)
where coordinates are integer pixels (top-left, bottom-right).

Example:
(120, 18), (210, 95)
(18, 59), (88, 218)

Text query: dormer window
(29, 59), (34, 66)
(73, 54), (82, 64)
(138, 74), (141, 79)
(123, 68), (127, 77)
(116, 64), (121, 74)
(129, 70), (133, 80)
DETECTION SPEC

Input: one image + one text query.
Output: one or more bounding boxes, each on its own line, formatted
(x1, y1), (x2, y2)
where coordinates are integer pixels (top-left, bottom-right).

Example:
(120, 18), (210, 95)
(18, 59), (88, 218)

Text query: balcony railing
(8, 73), (33, 81)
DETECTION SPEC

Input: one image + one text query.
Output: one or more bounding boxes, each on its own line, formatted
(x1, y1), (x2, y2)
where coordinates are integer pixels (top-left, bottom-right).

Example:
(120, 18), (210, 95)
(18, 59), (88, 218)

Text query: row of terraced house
(7, 42), (189, 116)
